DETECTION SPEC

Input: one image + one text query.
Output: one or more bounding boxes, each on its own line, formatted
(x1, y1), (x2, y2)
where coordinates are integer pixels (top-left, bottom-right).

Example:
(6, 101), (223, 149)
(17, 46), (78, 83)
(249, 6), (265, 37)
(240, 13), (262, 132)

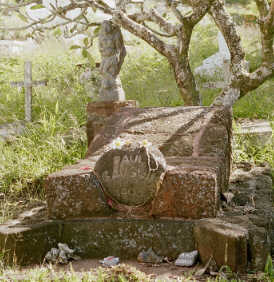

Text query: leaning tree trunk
(171, 59), (200, 106)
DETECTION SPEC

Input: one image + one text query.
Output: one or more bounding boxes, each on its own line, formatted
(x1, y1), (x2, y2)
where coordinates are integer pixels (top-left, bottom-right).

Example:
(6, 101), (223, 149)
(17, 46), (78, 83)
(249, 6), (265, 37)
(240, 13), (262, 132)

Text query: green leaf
(93, 26), (100, 36)
(265, 255), (273, 277)
(17, 13), (28, 23)
(83, 37), (89, 47)
(82, 48), (88, 58)
(70, 45), (81, 50)
(53, 28), (62, 37)
(82, 49), (95, 67)
(55, 101), (59, 114)
(30, 4), (45, 10)
(70, 24), (77, 33)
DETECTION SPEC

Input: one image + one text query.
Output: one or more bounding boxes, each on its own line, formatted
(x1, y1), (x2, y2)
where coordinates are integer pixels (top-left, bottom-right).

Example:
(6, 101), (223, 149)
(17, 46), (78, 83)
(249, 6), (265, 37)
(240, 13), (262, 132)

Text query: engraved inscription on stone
(95, 145), (166, 206)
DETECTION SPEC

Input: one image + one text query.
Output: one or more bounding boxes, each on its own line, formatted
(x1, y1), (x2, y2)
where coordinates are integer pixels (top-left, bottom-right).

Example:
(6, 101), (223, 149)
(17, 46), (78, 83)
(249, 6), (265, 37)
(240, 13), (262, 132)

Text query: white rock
(175, 250), (198, 267)
(99, 256), (120, 266)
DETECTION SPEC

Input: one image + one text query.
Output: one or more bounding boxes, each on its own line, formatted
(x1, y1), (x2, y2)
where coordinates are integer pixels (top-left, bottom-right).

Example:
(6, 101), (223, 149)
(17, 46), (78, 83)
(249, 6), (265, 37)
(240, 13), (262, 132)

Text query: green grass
(0, 48), (89, 211)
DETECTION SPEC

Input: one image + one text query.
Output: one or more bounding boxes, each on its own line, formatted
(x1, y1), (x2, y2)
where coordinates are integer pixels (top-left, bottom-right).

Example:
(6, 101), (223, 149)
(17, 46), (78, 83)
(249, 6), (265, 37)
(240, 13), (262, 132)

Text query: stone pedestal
(86, 100), (137, 146)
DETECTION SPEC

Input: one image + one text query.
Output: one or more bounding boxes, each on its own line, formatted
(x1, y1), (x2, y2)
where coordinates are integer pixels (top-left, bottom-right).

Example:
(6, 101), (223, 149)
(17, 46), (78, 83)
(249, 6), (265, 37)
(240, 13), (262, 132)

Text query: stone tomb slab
(46, 106), (232, 219)
(235, 119), (273, 147)
(86, 106), (232, 192)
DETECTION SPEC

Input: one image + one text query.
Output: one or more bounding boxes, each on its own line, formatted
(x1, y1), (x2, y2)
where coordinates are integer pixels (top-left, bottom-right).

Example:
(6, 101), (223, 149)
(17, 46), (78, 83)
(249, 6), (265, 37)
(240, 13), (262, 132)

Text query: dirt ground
(53, 259), (252, 281)
(57, 259), (200, 280)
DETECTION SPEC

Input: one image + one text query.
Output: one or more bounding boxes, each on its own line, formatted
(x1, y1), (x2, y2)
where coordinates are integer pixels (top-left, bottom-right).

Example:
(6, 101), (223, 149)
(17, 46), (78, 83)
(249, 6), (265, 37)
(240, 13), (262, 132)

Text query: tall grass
(0, 46), (88, 198)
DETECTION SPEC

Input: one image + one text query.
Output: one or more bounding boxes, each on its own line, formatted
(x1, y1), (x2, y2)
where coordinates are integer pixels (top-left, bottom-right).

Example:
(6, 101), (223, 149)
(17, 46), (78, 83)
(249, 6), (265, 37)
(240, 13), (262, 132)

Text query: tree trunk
(171, 59), (200, 106)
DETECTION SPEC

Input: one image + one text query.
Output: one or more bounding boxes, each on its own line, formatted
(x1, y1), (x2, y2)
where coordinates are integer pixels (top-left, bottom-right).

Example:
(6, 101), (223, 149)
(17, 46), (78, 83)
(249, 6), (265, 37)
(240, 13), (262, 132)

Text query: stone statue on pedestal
(99, 20), (126, 101)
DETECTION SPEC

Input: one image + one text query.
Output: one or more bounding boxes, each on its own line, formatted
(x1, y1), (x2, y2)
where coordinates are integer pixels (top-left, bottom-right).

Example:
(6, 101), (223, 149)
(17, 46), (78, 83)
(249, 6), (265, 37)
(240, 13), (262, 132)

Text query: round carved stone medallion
(94, 144), (166, 206)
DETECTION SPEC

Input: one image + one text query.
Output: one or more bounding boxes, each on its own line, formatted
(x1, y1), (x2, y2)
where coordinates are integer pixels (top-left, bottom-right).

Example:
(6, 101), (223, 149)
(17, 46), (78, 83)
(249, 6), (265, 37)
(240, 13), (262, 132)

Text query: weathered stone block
(194, 218), (248, 273)
(223, 216), (271, 271)
(151, 157), (221, 219)
(229, 164), (273, 260)
(47, 106), (231, 219)
(86, 100), (137, 146)
(45, 159), (112, 219)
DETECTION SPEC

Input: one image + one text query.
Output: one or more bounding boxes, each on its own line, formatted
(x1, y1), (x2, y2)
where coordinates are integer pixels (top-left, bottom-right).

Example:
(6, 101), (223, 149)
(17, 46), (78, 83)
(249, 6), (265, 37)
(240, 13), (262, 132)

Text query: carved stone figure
(99, 20), (126, 101)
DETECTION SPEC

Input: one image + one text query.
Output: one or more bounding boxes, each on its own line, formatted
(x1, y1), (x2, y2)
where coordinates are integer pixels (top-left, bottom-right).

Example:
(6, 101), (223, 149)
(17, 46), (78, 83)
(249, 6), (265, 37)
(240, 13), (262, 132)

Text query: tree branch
(240, 63), (274, 95)
(256, 0), (274, 64)
(209, 0), (246, 74)
(143, 23), (175, 38)
(150, 8), (177, 35)
(112, 10), (177, 58)
(0, 0), (39, 9)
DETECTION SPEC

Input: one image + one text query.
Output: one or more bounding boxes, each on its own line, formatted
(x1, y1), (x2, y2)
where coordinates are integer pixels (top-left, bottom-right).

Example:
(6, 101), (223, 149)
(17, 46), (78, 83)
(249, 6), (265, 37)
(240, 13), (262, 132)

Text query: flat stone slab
(235, 119), (273, 146)
(0, 217), (194, 266)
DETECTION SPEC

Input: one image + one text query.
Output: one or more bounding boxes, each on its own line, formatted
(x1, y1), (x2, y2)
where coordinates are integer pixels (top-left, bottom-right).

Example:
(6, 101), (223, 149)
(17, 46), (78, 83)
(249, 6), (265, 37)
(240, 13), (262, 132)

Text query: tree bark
(170, 58), (200, 106)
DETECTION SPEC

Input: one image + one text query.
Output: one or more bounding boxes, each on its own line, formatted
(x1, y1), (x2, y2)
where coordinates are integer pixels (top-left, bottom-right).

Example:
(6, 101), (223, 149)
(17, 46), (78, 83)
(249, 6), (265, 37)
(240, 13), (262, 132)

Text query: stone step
(0, 217), (195, 266)
(1, 166), (272, 271)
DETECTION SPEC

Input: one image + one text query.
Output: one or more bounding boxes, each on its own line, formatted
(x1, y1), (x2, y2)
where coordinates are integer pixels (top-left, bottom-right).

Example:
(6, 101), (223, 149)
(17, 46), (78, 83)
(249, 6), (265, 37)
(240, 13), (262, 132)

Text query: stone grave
(0, 21), (272, 274)
(0, 103), (272, 272)
(195, 31), (231, 83)
(195, 31), (249, 90)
